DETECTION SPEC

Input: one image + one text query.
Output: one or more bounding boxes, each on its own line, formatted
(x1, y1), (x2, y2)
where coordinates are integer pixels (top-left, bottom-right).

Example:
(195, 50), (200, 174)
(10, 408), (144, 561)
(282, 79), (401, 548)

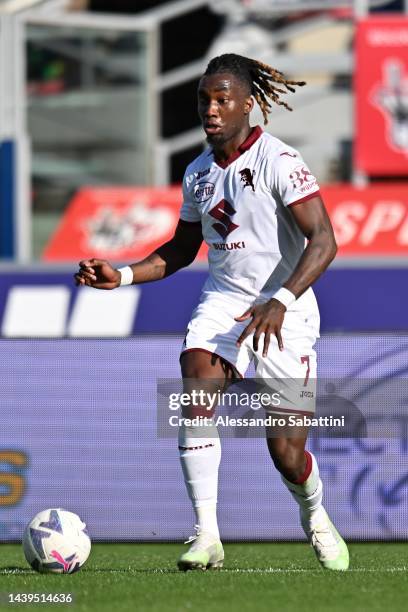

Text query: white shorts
(181, 293), (319, 416)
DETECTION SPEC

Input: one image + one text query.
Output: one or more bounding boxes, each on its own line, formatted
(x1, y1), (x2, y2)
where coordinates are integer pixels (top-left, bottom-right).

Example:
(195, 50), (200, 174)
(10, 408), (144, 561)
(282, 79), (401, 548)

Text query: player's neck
(212, 124), (253, 163)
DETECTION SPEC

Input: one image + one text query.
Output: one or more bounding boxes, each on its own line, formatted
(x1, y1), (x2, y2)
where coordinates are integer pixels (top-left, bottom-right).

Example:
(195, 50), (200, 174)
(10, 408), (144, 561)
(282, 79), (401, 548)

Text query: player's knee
(268, 439), (305, 481)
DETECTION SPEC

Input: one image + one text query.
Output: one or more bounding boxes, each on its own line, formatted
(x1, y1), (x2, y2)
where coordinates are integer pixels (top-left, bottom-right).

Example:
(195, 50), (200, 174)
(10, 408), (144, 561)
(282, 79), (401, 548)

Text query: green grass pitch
(1, 543), (408, 612)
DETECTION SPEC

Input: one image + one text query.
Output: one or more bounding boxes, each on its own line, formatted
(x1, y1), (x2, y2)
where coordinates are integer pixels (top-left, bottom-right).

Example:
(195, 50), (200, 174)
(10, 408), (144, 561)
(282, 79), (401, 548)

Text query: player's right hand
(74, 259), (121, 290)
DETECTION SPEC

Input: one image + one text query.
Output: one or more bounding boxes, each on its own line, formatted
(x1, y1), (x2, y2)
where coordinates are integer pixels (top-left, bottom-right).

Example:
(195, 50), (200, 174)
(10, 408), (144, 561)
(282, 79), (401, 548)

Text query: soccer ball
(22, 509), (91, 574)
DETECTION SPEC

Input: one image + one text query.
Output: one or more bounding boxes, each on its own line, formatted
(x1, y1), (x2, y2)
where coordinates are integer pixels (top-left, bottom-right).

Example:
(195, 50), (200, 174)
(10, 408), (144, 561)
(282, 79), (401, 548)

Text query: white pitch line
(2, 567), (407, 575)
(215, 567), (408, 574)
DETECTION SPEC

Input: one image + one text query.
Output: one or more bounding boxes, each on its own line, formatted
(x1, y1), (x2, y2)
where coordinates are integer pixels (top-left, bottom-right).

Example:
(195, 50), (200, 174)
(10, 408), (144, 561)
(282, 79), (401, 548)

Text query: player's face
(197, 73), (253, 146)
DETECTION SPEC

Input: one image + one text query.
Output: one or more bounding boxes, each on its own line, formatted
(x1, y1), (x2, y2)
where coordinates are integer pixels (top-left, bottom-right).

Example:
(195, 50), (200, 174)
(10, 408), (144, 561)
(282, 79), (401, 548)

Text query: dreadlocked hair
(204, 53), (306, 125)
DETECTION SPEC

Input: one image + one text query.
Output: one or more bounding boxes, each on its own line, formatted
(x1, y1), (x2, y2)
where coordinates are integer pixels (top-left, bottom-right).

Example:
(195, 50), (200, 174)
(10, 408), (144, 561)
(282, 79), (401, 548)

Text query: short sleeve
(179, 171), (201, 223)
(273, 149), (320, 207)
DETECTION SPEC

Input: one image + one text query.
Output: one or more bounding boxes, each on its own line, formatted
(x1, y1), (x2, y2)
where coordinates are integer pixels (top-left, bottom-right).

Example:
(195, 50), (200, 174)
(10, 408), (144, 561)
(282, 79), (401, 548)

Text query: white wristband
(118, 266), (133, 286)
(272, 287), (296, 309)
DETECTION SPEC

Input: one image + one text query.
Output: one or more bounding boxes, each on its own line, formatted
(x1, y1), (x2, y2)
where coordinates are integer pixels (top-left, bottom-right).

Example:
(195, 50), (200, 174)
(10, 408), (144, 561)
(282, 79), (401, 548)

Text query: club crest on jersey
(239, 168), (255, 192)
(209, 199), (239, 239)
(193, 181), (215, 203)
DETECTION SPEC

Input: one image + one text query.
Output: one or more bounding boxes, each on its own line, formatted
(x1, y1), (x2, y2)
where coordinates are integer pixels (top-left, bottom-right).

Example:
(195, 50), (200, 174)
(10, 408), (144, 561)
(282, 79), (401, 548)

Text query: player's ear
(244, 96), (254, 115)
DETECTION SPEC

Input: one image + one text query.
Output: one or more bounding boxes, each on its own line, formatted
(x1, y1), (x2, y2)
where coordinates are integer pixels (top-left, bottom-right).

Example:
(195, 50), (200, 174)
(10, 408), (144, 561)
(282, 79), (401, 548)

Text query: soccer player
(75, 53), (349, 572)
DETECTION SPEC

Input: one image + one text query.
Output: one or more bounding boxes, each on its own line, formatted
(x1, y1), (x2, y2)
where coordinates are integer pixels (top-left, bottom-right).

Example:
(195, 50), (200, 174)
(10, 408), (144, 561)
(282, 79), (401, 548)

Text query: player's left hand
(235, 299), (286, 356)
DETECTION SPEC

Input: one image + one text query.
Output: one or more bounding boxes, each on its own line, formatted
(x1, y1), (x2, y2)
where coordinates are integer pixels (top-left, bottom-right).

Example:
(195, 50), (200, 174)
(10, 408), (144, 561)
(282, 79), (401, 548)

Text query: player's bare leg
(177, 351), (235, 571)
(266, 432), (349, 571)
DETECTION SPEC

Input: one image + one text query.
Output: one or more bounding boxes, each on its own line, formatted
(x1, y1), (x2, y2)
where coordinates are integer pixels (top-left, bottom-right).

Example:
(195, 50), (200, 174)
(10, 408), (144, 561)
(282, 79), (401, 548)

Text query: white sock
(281, 451), (323, 527)
(178, 421), (221, 539)
(195, 505), (219, 539)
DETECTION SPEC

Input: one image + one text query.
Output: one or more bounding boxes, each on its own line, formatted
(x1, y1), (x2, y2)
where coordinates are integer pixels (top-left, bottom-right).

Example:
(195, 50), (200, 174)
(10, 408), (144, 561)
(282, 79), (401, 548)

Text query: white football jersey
(180, 126), (321, 315)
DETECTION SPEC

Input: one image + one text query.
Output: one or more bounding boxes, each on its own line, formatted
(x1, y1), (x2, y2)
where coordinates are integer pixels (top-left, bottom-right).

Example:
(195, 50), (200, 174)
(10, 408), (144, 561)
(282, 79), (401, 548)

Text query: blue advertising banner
(0, 268), (407, 336)
(1, 334), (408, 542)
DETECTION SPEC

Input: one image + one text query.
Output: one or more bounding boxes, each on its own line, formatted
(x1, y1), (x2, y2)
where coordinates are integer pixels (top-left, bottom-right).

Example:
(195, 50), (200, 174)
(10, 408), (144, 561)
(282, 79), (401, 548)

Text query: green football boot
(178, 527), (224, 571)
(302, 507), (349, 571)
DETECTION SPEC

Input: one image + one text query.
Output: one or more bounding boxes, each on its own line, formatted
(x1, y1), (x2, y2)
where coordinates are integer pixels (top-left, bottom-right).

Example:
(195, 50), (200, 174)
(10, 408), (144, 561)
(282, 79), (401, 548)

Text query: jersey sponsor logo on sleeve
(280, 151), (297, 158)
(239, 168), (255, 192)
(193, 182), (215, 203)
(195, 168), (211, 180)
(289, 164), (318, 195)
(208, 199), (239, 239)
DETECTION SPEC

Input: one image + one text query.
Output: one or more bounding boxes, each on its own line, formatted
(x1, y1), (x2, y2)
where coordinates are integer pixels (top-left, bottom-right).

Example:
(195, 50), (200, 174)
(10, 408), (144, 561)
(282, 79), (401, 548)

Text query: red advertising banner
(43, 184), (408, 262)
(355, 17), (408, 176)
(43, 186), (207, 262)
(323, 184), (408, 256)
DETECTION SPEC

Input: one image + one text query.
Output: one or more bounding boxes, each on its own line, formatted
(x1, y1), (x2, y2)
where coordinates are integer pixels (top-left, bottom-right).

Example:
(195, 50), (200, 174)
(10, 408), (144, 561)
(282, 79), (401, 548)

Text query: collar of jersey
(211, 125), (263, 169)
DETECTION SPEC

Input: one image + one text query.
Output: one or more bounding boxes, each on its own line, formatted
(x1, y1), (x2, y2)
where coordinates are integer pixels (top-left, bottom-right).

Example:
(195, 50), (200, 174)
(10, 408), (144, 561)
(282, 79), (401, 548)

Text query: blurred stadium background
(0, 0), (408, 545)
